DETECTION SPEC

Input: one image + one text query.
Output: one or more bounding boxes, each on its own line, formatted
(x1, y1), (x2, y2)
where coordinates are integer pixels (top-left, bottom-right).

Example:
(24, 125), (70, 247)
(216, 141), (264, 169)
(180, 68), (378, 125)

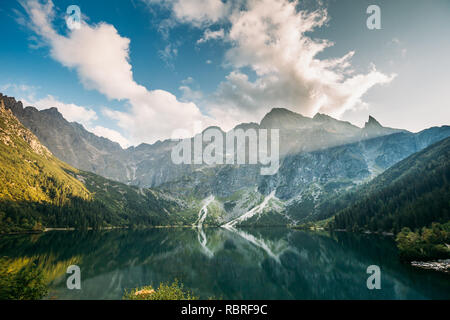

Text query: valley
(1, 93), (449, 234)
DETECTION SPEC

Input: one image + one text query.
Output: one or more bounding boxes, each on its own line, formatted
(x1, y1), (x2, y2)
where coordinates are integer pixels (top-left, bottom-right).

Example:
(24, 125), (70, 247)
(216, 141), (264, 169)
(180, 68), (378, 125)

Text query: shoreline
(0, 223), (294, 236)
(0, 224), (213, 236)
(411, 259), (450, 274)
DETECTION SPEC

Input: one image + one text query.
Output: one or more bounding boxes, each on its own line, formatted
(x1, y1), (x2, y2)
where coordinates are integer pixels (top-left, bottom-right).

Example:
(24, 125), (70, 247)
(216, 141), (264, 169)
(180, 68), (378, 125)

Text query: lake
(0, 227), (449, 299)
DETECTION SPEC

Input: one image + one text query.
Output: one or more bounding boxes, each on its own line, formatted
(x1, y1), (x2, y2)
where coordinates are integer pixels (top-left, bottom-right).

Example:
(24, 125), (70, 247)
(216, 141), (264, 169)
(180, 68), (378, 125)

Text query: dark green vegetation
(329, 137), (450, 233)
(123, 280), (199, 300)
(0, 257), (48, 300)
(0, 100), (183, 233)
(396, 222), (450, 261)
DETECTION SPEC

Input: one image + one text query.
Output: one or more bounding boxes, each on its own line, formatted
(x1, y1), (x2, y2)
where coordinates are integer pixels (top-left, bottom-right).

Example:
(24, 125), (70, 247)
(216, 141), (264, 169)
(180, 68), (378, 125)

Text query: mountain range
(1, 92), (449, 231)
(0, 98), (185, 233)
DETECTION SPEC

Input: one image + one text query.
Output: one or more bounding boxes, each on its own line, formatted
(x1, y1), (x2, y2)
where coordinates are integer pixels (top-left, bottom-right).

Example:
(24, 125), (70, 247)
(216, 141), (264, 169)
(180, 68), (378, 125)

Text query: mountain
(1, 93), (406, 187)
(0, 93), (129, 182)
(150, 112), (449, 227)
(0, 98), (183, 233)
(2, 92), (450, 228)
(0, 99), (89, 205)
(332, 136), (450, 232)
(158, 128), (450, 227)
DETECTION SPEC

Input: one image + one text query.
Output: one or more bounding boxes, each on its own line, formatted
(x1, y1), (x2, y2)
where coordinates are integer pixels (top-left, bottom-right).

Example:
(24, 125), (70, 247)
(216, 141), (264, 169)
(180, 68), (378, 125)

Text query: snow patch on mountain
(195, 195), (215, 228)
(223, 191), (276, 228)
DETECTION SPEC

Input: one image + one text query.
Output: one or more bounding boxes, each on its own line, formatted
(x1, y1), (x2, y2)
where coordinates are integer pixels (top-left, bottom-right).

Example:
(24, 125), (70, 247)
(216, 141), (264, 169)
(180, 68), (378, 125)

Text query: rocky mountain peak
(0, 98), (50, 156)
(260, 107), (311, 129)
(364, 115), (382, 128)
(313, 113), (332, 122)
(42, 107), (64, 118)
(262, 107), (304, 120)
(233, 122), (260, 131)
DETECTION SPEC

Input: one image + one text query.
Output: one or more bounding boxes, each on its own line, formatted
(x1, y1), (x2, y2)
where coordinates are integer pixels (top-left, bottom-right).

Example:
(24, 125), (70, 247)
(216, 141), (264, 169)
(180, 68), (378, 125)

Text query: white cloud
(20, 0), (396, 144)
(22, 95), (98, 127)
(197, 28), (225, 44)
(21, 0), (214, 145)
(171, 0), (229, 26)
(179, 85), (203, 102)
(179, 77), (203, 102)
(203, 0), (396, 127)
(143, 0), (229, 27)
(159, 43), (179, 66)
(149, 0), (395, 129)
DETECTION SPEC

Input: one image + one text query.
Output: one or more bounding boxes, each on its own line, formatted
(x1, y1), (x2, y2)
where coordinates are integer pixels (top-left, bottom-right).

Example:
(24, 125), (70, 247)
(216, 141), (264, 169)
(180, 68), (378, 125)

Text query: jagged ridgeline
(1, 92), (450, 231)
(0, 99), (181, 233)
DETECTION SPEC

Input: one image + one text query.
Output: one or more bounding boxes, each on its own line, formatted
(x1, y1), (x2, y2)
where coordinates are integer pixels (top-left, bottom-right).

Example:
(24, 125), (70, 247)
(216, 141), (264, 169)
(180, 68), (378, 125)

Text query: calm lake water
(0, 227), (449, 299)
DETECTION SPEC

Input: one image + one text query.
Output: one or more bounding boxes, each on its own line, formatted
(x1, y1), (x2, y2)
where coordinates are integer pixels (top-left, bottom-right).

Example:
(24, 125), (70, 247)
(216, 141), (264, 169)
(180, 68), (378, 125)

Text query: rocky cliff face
(0, 97), (91, 205)
(0, 93), (129, 182)
(0, 99), (51, 157)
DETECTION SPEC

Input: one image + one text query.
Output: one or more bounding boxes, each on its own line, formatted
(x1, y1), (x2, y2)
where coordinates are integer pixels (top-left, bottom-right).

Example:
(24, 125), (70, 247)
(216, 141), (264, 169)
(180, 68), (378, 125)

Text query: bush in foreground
(123, 279), (198, 300)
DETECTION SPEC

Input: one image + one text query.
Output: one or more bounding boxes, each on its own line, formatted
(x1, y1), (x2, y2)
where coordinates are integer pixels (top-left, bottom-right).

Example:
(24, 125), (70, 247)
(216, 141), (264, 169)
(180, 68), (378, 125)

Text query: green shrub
(123, 279), (198, 300)
(396, 222), (450, 261)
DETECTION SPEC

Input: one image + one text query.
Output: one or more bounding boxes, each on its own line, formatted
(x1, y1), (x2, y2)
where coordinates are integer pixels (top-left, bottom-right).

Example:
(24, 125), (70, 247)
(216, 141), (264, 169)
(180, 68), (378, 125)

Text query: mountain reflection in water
(0, 228), (448, 300)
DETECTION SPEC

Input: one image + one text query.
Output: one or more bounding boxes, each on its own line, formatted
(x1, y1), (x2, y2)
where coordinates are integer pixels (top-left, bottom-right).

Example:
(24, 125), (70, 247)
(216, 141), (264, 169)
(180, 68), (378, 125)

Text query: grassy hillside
(0, 99), (181, 233)
(0, 100), (90, 205)
(331, 137), (450, 233)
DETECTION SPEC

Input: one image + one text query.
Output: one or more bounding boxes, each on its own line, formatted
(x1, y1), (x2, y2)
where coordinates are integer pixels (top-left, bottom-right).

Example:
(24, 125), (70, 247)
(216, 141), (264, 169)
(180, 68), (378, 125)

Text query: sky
(0, 0), (449, 148)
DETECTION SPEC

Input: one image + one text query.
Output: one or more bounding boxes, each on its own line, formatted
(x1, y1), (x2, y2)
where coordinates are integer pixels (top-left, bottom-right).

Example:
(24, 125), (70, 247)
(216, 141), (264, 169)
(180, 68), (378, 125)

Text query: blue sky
(0, 0), (449, 147)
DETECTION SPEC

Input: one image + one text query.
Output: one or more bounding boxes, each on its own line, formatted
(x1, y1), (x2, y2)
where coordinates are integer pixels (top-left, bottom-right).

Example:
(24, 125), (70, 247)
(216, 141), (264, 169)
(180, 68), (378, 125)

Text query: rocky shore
(411, 259), (450, 274)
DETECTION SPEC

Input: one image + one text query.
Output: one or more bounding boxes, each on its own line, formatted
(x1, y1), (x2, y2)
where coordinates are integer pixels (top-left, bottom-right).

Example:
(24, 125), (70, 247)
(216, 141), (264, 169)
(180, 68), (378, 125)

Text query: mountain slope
(0, 99), (90, 205)
(0, 93), (129, 182)
(332, 137), (450, 232)
(2, 93), (450, 227)
(0, 99), (182, 233)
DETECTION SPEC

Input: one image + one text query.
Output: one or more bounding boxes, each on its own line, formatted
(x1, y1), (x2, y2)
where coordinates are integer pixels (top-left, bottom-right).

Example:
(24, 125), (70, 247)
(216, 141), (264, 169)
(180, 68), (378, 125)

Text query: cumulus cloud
(206, 0), (396, 127)
(143, 0), (229, 27)
(20, 0), (396, 144)
(179, 85), (203, 102)
(153, 0), (396, 129)
(22, 95), (98, 127)
(197, 28), (225, 44)
(20, 0), (214, 145)
(163, 0), (229, 26)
